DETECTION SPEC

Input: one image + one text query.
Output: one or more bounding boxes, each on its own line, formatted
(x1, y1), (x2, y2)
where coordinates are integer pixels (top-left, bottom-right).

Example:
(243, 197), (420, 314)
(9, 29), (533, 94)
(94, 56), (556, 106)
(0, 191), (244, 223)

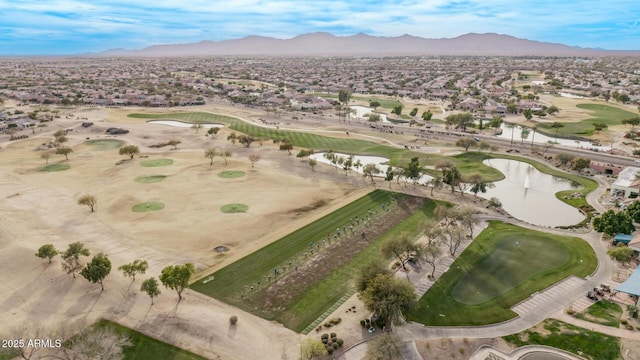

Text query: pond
(147, 120), (224, 128)
(478, 159), (584, 227)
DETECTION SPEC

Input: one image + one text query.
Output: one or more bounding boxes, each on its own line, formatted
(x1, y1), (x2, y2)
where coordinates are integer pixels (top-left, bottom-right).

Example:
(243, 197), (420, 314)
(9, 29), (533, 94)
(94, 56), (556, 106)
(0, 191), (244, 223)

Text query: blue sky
(0, 0), (639, 55)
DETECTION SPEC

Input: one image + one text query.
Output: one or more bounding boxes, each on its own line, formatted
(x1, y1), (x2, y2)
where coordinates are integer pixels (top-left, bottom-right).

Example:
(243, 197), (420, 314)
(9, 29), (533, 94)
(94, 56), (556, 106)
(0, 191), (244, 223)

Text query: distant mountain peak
(93, 32), (639, 57)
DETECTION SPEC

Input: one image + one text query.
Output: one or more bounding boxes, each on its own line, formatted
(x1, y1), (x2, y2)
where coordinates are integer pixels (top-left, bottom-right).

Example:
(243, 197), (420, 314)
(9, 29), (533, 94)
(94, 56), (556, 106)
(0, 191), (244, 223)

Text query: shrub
(330, 332), (337, 338)
(337, 338), (344, 347)
(360, 320), (366, 327)
(566, 309), (576, 315)
(322, 338), (328, 344)
(332, 342), (339, 350)
(323, 322), (332, 328)
(229, 315), (238, 325)
(321, 333), (329, 340)
(327, 346), (334, 355)
(627, 325), (634, 330)
(622, 320), (628, 325)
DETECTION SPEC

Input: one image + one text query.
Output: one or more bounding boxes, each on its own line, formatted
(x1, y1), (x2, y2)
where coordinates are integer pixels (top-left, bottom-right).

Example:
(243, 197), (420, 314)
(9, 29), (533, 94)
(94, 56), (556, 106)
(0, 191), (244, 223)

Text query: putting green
(132, 202), (165, 212)
(451, 234), (569, 304)
(37, 163), (70, 172)
(134, 175), (167, 183)
(411, 221), (596, 326)
(218, 170), (245, 178)
(140, 158), (173, 167)
(84, 139), (125, 150)
(220, 203), (249, 213)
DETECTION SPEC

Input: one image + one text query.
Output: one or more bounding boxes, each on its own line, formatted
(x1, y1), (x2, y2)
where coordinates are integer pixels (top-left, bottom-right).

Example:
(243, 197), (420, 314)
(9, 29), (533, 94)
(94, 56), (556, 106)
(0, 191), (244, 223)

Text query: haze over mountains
(98, 32), (640, 57)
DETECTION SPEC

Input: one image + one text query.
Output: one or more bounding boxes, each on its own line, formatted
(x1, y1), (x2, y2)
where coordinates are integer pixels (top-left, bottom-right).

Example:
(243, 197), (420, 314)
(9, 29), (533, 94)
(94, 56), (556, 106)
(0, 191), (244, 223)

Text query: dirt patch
(288, 199), (328, 214)
(416, 337), (496, 360)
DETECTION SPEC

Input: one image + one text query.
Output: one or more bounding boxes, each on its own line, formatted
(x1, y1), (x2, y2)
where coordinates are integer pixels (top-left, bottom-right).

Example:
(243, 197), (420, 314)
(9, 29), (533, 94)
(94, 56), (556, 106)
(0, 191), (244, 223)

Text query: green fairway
(218, 170), (245, 178)
(503, 319), (620, 360)
(410, 221), (596, 326)
(140, 158), (174, 167)
(537, 103), (637, 137)
(84, 139), (125, 150)
(134, 175), (166, 183)
(37, 163), (70, 172)
(93, 319), (207, 360)
(128, 112), (503, 182)
(132, 201), (165, 212)
(220, 203), (249, 213)
(191, 190), (442, 332)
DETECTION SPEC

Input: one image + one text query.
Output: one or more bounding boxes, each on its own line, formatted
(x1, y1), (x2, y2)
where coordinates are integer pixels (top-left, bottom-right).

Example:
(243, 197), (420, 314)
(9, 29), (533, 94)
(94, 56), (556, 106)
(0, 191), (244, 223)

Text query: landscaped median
(410, 221), (597, 326)
(190, 189), (444, 333)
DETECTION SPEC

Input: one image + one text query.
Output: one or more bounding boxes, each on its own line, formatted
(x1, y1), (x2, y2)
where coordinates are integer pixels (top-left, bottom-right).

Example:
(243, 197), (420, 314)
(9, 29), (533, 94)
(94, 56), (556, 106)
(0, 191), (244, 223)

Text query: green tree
(159, 263), (196, 301)
(204, 147), (217, 168)
(338, 90), (352, 105)
(369, 100), (381, 110)
(279, 141), (293, 155)
(207, 127), (220, 136)
(623, 117), (640, 128)
(439, 164), (461, 194)
(359, 273), (417, 326)
(455, 138), (476, 151)
(555, 153), (575, 166)
(391, 104), (404, 115)
(422, 110), (433, 121)
(593, 122), (608, 132)
(80, 253), (112, 291)
(409, 107), (418, 117)
(362, 163), (381, 184)
(356, 261), (392, 292)
(571, 157), (591, 172)
(140, 278), (161, 305)
(55, 146), (73, 160)
(607, 246), (634, 266)
(61, 242), (91, 278)
(550, 122), (564, 134)
(300, 338), (327, 359)
(237, 135), (255, 148)
(625, 201), (640, 223)
(118, 259), (148, 281)
(547, 105), (560, 114)
(365, 333), (402, 360)
(119, 145), (139, 159)
(523, 108), (533, 120)
(384, 166), (395, 189)
(77, 194), (97, 212)
(406, 157), (423, 186)
(227, 132), (238, 144)
(308, 158), (317, 172)
(593, 210), (634, 236)
(36, 244), (58, 264)
(381, 235), (418, 270)
(368, 113), (382, 122)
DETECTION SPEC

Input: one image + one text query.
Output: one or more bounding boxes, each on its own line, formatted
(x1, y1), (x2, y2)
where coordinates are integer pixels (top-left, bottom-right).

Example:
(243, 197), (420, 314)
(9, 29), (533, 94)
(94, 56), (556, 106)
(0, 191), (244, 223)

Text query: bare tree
(444, 226), (465, 256)
(248, 154), (261, 168)
(41, 150), (53, 164)
(221, 150), (232, 165)
(204, 147), (217, 168)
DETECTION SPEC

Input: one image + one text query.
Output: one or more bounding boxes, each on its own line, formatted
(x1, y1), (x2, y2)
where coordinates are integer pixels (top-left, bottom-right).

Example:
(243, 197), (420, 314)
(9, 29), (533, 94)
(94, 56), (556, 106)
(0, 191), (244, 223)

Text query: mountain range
(97, 32), (640, 57)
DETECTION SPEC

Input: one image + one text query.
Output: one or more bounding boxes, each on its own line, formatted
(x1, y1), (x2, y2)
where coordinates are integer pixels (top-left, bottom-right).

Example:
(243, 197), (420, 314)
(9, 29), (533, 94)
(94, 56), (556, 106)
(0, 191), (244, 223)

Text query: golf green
(218, 170), (246, 178)
(37, 163), (70, 172)
(132, 202), (165, 212)
(220, 203), (249, 213)
(411, 221), (596, 326)
(134, 175), (167, 183)
(451, 234), (569, 304)
(140, 158), (173, 167)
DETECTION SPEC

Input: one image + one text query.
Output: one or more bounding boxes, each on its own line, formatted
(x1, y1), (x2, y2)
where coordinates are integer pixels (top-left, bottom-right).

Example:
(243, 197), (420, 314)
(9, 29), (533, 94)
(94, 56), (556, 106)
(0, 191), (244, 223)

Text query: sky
(0, 0), (639, 55)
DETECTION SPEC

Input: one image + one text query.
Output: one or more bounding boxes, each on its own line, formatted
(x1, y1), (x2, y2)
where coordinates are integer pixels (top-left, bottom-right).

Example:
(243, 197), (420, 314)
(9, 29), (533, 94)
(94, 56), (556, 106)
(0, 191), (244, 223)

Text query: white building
(612, 166), (640, 197)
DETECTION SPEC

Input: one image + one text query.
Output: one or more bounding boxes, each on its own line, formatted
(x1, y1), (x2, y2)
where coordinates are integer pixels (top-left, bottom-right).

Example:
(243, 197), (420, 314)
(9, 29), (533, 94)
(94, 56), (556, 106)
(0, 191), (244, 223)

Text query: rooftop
(613, 166), (640, 188)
